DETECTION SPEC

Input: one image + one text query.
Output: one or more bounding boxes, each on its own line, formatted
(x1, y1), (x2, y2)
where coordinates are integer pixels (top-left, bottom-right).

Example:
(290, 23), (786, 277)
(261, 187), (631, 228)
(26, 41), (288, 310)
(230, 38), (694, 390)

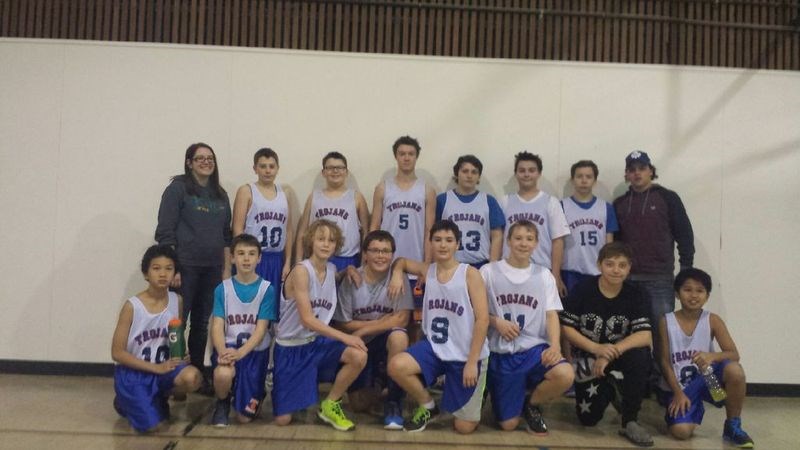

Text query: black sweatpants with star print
(574, 347), (651, 427)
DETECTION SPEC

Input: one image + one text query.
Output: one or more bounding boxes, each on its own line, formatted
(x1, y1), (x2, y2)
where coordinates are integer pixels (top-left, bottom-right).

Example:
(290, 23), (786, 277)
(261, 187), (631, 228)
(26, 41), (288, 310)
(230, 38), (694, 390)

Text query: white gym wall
(1, 38), (798, 383)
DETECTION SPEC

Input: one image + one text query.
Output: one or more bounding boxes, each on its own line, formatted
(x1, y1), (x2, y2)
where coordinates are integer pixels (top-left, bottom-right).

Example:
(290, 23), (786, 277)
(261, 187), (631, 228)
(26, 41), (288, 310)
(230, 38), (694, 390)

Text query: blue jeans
(179, 264), (222, 371)
(628, 276), (675, 382)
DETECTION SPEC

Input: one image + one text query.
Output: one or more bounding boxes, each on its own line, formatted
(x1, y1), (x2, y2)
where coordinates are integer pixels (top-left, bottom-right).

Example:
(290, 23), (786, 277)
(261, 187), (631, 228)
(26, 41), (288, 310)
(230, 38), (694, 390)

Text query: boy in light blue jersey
(210, 234), (276, 426)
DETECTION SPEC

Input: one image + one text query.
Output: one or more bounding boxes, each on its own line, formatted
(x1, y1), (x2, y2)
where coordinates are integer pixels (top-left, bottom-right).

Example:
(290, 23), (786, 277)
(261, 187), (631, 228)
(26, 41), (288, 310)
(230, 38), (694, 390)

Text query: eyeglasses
(365, 248), (393, 255)
(193, 156), (215, 163)
(324, 165), (347, 172)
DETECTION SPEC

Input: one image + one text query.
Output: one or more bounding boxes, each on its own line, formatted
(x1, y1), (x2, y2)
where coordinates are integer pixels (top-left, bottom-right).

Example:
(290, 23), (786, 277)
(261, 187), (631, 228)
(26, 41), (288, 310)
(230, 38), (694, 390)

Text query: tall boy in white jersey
(502, 151), (570, 296)
(296, 151), (370, 272)
(209, 234), (276, 427)
(370, 135), (436, 264)
(560, 160), (618, 295)
(232, 147), (295, 319)
(436, 154), (504, 268)
(387, 220), (490, 434)
(482, 221), (574, 435)
(272, 220), (368, 431)
(334, 230), (414, 429)
(657, 268), (753, 448)
(111, 245), (202, 433)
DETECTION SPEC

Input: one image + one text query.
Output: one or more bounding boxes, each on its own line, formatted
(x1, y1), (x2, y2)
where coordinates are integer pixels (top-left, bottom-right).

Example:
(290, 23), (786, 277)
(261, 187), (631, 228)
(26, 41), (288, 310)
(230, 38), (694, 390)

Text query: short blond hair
(303, 219), (344, 258)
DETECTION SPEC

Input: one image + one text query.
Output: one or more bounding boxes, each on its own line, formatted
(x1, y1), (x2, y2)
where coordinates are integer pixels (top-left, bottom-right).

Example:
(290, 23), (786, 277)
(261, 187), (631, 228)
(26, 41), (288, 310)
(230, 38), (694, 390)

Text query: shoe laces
(411, 406), (431, 424)
(327, 400), (347, 420)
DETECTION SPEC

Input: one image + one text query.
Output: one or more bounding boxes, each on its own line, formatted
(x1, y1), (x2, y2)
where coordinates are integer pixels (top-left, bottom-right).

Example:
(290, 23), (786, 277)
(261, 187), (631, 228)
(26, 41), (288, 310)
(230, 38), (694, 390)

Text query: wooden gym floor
(0, 374), (795, 449)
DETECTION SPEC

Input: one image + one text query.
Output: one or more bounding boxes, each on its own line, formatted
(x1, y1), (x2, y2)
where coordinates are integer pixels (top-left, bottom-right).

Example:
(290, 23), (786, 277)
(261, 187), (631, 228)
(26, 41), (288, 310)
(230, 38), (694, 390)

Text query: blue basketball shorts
(488, 344), (567, 422)
(113, 363), (187, 432)
(661, 360), (729, 426)
(329, 253), (361, 273)
(406, 337), (487, 421)
(271, 336), (347, 416)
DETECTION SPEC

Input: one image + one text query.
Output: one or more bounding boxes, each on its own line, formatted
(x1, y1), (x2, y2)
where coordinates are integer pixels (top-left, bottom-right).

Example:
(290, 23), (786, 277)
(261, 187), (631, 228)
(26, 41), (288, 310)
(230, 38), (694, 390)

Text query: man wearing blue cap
(613, 151), (694, 333)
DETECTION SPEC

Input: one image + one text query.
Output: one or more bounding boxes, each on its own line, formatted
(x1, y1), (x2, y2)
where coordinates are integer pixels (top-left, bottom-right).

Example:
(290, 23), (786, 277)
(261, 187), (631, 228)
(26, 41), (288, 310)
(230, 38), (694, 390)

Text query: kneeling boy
(111, 245), (202, 433)
(334, 230), (414, 429)
(560, 242), (654, 447)
(210, 234), (276, 426)
(658, 268), (753, 448)
(483, 220), (574, 435)
(388, 220), (490, 434)
(272, 220), (368, 430)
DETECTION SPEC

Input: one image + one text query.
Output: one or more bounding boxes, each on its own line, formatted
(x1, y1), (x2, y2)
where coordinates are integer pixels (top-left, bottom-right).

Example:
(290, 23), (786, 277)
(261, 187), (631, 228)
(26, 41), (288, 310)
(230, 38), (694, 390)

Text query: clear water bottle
(702, 366), (727, 402)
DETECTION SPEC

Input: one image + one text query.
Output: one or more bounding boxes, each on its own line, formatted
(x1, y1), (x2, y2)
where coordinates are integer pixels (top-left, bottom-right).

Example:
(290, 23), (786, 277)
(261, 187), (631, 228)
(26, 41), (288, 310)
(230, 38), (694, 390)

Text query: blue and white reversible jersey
(502, 192), (570, 269)
(244, 183), (289, 253)
(381, 178), (426, 262)
(422, 263), (489, 362)
(276, 259), (338, 340)
(125, 291), (180, 364)
(222, 278), (271, 351)
(442, 190), (490, 264)
(481, 260), (562, 354)
(664, 310), (715, 389)
(561, 196), (609, 275)
(311, 189), (361, 257)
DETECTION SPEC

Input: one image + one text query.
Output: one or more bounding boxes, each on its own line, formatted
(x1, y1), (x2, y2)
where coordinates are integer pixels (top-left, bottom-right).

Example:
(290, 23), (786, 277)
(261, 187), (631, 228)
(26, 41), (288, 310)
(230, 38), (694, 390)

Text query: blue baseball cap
(625, 150), (651, 169)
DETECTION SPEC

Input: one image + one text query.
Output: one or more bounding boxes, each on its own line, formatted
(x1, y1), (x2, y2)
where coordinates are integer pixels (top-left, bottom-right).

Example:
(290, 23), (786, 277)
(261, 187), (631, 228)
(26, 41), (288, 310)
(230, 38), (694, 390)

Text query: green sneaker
(403, 404), (439, 432)
(317, 399), (355, 431)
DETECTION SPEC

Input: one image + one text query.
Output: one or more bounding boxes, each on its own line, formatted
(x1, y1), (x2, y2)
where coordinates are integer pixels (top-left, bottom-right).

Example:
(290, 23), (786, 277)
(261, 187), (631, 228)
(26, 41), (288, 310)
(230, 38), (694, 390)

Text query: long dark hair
(174, 142), (227, 199)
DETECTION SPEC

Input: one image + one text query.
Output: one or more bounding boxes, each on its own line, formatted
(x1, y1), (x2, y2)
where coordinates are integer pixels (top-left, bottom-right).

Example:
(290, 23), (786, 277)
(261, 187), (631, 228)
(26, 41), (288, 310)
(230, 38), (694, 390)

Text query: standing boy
(111, 245), (202, 433)
(334, 230), (415, 429)
(370, 135), (436, 264)
(209, 234), (276, 426)
(483, 221), (574, 435)
(560, 242), (654, 447)
(658, 268), (753, 448)
(436, 155), (504, 268)
(296, 152), (370, 272)
(273, 220), (368, 430)
(388, 220), (490, 434)
(561, 160), (619, 294)
(614, 150), (694, 328)
(232, 147), (294, 318)
(502, 152), (570, 296)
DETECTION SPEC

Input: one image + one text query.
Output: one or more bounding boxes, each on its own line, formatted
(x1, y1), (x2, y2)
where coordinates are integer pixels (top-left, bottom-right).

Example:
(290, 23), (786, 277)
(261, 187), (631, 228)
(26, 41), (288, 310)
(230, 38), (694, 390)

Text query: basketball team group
(110, 136), (754, 448)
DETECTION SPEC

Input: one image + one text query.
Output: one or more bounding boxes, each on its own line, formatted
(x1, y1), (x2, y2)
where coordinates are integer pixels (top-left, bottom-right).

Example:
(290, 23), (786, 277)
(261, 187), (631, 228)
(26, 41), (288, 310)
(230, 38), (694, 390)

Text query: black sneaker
(211, 398), (231, 427)
(523, 404), (548, 435)
(403, 404), (439, 432)
(198, 377), (215, 397)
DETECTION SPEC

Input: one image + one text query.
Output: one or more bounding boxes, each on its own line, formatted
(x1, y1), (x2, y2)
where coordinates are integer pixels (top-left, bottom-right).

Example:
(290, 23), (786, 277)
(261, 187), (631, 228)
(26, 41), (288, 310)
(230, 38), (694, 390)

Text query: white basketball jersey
(562, 196), (608, 275)
(482, 261), (562, 354)
(422, 263), (489, 361)
(381, 178), (426, 261)
(311, 189), (361, 257)
(442, 191), (490, 264)
(503, 192), (555, 268)
(222, 278), (271, 351)
(244, 183), (289, 253)
(125, 292), (180, 364)
(276, 259), (338, 340)
(664, 310), (715, 389)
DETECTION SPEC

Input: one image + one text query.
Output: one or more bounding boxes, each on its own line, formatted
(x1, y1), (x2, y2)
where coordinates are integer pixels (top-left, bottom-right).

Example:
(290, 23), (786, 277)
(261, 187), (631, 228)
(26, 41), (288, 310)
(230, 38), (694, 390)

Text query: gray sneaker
(619, 421), (654, 447)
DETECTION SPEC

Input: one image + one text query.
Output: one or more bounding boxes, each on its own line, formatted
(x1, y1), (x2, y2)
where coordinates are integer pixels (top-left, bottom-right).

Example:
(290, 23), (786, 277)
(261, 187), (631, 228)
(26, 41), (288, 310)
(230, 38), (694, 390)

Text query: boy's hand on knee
(342, 334), (368, 352)
(668, 391), (691, 418)
(542, 346), (562, 366)
(462, 362), (478, 387)
(154, 359), (182, 375)
(591, 357), (609, 378)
